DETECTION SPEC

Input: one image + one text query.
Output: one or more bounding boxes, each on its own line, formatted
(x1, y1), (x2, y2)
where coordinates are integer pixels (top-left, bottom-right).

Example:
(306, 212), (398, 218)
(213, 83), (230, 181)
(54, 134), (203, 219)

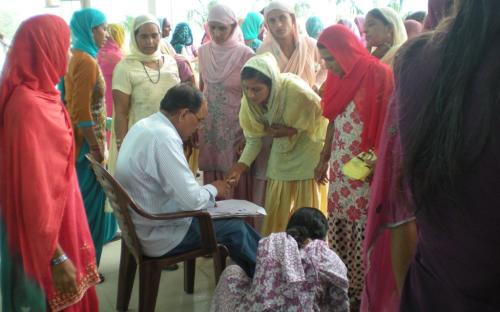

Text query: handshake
(209, 162), (249, 199)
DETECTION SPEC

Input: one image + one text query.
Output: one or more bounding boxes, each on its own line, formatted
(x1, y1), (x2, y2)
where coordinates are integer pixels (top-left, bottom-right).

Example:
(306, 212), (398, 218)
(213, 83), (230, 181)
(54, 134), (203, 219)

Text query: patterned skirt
(328, 217), (365, 310)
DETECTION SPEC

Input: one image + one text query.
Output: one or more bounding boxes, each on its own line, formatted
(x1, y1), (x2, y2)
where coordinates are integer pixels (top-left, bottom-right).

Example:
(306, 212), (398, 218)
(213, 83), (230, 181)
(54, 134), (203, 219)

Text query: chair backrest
(86, 154), (143, 263)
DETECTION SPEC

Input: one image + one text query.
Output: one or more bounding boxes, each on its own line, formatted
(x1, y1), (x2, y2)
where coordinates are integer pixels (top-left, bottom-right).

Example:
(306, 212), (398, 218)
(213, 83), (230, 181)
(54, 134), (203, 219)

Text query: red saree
(0, 15), (99, 311)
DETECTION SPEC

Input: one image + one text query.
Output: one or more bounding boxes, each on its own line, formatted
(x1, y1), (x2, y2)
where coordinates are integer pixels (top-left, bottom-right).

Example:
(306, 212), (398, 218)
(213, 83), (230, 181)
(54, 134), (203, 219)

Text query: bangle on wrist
(51, 254), (69, 266)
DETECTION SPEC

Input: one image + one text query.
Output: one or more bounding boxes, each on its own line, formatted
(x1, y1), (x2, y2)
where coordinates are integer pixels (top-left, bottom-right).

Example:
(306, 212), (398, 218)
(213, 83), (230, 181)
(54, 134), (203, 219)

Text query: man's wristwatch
(50, 254), (69, 266)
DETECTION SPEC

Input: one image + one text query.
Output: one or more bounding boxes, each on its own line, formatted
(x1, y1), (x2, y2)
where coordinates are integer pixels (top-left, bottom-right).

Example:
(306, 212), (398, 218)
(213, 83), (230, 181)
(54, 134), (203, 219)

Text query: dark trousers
(167, 218), (261, 277)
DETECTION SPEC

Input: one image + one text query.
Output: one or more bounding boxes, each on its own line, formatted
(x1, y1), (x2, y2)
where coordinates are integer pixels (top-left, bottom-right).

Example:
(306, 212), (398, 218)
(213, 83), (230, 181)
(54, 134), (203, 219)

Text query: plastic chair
(86, 154), (227, 312)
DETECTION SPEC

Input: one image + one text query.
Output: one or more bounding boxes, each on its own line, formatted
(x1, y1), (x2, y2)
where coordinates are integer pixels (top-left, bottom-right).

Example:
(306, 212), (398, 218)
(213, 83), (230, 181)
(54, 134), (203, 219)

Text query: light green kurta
(238, 53), (328, 181)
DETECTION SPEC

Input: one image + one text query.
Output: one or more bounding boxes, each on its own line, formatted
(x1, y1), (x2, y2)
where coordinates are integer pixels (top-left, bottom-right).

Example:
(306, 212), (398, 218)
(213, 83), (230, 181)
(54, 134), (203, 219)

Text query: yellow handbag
(342, 150), (377, 181)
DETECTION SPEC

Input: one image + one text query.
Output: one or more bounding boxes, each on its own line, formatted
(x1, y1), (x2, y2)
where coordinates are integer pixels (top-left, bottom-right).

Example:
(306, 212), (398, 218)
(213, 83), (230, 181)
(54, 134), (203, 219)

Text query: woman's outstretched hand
(225, 162), (249, 187)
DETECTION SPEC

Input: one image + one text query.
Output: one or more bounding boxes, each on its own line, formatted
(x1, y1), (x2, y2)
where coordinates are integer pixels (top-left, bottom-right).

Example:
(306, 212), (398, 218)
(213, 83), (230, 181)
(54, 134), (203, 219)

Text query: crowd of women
(1, 0), (499, 310)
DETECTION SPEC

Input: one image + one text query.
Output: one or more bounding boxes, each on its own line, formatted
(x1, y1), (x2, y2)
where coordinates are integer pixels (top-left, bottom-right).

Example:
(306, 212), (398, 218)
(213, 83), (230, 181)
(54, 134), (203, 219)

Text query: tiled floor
(96, 240), (217, 312)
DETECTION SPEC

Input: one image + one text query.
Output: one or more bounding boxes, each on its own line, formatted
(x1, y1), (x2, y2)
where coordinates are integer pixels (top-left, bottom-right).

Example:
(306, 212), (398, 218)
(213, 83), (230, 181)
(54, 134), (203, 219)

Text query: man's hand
(211, 180), (230, 199)
(51, 258), (78, 295)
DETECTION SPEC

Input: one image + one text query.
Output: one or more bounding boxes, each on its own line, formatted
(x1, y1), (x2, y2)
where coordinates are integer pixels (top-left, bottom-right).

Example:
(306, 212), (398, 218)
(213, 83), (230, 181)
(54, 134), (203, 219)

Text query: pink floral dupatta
(210, 233), (349, 312)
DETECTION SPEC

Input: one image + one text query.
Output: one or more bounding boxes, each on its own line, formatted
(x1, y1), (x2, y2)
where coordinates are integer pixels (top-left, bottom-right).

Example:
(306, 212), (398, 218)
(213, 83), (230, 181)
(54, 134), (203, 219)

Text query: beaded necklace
(141, 58), (161, 84)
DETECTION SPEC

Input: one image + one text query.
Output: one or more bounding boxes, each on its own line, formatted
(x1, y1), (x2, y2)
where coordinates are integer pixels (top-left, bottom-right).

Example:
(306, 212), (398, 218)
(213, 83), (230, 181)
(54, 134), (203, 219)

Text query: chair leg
(213, 246), (228, 284)
(116, 241), (137, 312)
(184, 259), (196, 294)
(139, 263), (162, 312)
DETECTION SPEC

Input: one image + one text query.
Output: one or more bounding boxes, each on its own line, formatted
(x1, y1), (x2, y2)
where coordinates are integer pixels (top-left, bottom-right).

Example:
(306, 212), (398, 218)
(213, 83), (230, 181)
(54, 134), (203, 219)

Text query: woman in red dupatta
(0, 15), (100, 311)
(314, 24), (394, 309)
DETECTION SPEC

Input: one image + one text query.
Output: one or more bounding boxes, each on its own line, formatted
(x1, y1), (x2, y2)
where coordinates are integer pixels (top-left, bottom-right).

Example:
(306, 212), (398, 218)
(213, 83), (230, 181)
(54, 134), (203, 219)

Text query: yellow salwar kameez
(262, 179), (327, 236)
(238, 53), (329, 235)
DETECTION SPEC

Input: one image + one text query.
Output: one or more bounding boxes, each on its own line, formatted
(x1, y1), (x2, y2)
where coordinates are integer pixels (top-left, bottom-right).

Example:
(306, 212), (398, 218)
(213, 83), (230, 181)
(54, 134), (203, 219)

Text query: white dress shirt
(115, 112), (217, 257)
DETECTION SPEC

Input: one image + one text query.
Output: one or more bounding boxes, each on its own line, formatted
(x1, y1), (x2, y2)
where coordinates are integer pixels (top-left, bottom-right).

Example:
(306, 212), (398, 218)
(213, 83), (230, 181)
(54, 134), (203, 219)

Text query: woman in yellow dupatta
(226, 53), (328, 235)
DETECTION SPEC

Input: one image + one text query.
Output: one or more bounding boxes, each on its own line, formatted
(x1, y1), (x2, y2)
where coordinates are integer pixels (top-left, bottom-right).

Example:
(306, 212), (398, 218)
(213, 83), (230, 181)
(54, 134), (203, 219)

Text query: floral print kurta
(328, 102), (370, 223)
(327, 102), (370, 308)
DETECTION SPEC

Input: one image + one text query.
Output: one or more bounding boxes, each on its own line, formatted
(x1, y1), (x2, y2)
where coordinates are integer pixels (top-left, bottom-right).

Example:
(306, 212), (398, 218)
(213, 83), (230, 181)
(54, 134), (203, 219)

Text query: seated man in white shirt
(115, 83), (260, 277)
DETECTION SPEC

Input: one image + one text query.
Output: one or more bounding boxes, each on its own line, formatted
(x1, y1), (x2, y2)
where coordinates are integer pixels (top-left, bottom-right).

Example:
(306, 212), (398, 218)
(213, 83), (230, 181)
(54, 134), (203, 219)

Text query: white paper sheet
(208, 200), (266, 219)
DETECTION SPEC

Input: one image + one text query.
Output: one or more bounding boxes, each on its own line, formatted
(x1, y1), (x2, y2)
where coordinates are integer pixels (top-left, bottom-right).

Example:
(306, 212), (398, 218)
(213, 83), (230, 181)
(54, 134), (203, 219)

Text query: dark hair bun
(286, 226), (309, 246)
(285, 207), (328, 247)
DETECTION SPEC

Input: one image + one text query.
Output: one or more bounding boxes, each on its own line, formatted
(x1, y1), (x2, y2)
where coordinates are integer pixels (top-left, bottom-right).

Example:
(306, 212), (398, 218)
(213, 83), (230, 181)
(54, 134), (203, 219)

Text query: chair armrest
(146, 210), (218, 250)
(85, 151), (219, 250)
(138, 210), (211, 221)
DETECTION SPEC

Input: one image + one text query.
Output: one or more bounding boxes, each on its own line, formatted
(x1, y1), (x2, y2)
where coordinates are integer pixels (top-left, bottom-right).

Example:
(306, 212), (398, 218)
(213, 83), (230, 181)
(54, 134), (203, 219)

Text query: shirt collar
(156, 111), (183, 143)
